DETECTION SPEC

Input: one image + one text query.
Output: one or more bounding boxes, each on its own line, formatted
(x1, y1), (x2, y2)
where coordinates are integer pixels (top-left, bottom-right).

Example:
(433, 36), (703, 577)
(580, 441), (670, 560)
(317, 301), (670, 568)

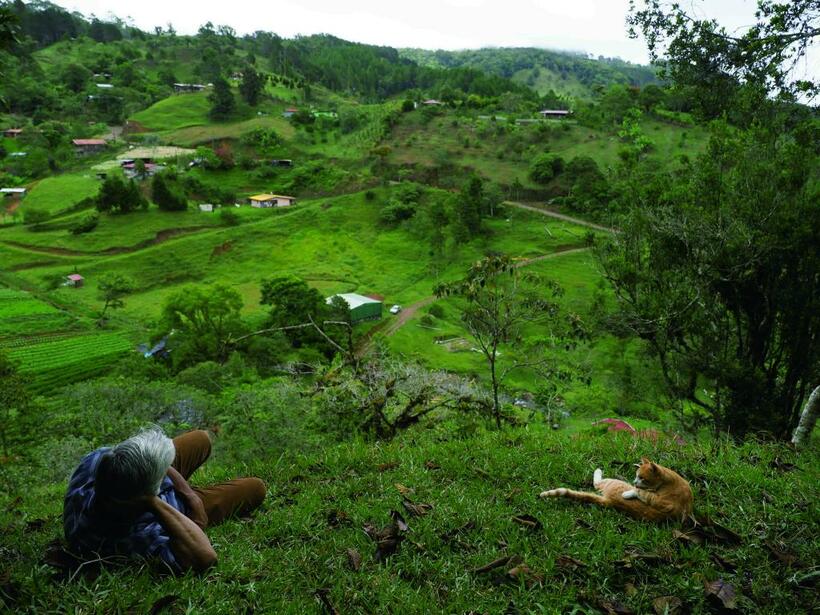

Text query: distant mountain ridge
(401, 47), (658, 99)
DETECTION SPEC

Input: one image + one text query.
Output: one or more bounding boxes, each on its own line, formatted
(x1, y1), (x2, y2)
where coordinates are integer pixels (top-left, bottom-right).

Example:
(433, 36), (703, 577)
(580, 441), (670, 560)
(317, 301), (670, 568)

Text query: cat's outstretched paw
(593, 468), (603, 486)
(622, 490), (639, 500)
(540, 488), (567, 498)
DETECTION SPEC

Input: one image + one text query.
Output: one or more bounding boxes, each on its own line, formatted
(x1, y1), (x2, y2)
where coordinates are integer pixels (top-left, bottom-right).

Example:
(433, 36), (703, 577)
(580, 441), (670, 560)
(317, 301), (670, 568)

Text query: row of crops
(0, 287), (78, 337)
(6, 332), (132, 392)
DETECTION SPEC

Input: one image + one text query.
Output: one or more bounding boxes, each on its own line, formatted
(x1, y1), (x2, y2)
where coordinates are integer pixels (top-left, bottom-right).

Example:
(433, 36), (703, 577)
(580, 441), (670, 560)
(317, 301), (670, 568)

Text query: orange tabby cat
(539, 458), (693, 522)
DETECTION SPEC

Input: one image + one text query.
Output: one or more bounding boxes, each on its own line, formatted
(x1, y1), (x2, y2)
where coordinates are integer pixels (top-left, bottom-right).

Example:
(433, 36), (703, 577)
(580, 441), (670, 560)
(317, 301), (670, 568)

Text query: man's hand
(166, 467), (208, 529)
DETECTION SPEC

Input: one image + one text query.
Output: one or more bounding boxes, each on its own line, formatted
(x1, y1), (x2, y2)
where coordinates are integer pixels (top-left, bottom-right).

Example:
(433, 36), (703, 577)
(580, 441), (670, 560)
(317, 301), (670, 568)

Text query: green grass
(1, 421), (816, 613)
(19, 173), (100, 216)
(130, 93), (212, 132)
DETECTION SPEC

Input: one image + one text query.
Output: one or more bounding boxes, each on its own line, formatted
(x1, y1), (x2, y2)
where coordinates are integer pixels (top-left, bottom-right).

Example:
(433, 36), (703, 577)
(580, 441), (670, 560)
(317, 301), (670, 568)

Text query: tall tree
(239, 68), (264, 105)
(97, 273), (135, 322)
(208, 76), (236, 120)
(453, 176), (484, 243)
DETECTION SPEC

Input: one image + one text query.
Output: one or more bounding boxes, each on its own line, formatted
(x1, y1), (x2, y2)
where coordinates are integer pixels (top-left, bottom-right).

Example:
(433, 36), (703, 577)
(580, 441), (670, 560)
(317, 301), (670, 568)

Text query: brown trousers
(171, 430), (266, 526)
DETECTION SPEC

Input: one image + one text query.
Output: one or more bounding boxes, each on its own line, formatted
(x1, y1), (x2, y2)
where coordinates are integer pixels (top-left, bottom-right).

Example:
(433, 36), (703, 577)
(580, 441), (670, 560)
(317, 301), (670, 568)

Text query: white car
(389, 304), (402, 315)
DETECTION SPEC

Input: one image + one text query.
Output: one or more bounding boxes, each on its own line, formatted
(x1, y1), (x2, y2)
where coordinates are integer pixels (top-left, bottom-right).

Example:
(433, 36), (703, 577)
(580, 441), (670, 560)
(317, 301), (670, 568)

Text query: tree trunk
(791, 385), (820, 448)
(490, 353), (501, 429)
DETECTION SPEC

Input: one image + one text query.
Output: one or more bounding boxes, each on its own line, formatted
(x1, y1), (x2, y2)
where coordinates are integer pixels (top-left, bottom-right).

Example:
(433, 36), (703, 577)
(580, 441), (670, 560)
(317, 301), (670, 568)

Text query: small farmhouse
(0, 188), (26, 198)
(199, 203), (215, 212)
(326, 293), (383, 323)
(282, 108), (299, 118)
(96, 83), (114, 89)
(422, 99), (444, 106)
(538, 109), (572, 119)
(3, 128), (22, 138)
(65, 274), (84, 288)
(248, 194), (296, 208)
(173, 83), (207, 93)
(73, 138), (107, 156)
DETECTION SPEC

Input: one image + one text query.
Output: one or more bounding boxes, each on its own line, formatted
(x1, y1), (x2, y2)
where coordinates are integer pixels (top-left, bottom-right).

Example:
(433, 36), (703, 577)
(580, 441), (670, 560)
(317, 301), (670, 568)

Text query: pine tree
(239, 68), (263, 106)
(208, 77), (236, 120)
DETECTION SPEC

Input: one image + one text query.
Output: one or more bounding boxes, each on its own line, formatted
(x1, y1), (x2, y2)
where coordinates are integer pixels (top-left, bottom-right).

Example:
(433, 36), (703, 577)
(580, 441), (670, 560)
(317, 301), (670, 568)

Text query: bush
(152, 173), (188, 211)
(529, 153), (565, 185)
(70, 212), (99, 234)
(23, 207), (49, 226)
(401, 99), (415, 112)
(428, 304), (445, 319)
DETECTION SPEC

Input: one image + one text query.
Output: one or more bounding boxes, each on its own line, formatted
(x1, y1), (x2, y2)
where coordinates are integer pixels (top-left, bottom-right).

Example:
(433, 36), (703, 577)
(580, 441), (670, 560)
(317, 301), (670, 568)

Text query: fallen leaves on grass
(314, 588), (340, 615)
(674, 517), (741, 547)
(377, 461), (399, 472)
(710, 553), (738, 573)
(0, 569), (21, 606)
(326, 509), (352, 528)
(595, 599), (635, 614)
(769, 457), (797, 472)
(24, 518), (47, 533)
(555, 554), (588, 573)
(394, 483), (414, 495)
(424, 460), (440, 470)
(511, 513), (542, 531)
(473, 554), (542, 587)
(616, 550), (671, 571)
(148, 595), (179, 615)
(346, 548), (361, 572)
(363, 510), (408, 563)
(440, 520), (476, 542)
(652, 595), (685, 615)
(704, 579), (738, 611)
(764, 540), (803, 568)
(402, 496), (433, 517)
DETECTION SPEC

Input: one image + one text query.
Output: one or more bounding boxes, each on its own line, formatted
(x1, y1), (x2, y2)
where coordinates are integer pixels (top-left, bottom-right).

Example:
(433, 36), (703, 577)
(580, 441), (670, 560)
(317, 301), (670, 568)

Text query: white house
(248, 194), (296, 208)
(199, 203), (215, 212)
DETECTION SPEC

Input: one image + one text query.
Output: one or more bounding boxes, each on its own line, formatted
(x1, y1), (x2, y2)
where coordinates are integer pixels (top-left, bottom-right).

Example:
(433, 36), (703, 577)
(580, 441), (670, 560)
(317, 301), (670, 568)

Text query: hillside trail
(355, 245), (591, 358)
(1, 226), (212, 257)
(503, 201), (618, 234)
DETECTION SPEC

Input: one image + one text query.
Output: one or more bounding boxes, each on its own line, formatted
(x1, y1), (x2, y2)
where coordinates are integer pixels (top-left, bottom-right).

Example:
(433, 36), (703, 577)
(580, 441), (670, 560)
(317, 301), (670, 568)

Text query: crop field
(0, 287), (77, 337)
(4, 331), (132, 392)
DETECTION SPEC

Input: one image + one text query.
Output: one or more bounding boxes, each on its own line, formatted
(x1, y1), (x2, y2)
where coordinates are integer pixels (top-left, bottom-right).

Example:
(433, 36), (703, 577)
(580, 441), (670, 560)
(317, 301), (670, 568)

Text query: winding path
(503, 201), (618, 234)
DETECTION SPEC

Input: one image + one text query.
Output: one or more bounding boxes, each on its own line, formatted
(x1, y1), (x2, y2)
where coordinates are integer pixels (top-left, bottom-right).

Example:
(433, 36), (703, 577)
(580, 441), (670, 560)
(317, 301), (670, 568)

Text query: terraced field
(3, 331), (132, 392)
(0, 288), (76, 337)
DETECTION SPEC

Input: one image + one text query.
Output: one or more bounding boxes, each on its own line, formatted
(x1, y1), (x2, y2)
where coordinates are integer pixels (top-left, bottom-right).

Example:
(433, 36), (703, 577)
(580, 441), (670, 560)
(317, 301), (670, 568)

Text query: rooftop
(249, 193), (276, 201)
(326, 293), (382, 310)
(73, 139), (107, 146)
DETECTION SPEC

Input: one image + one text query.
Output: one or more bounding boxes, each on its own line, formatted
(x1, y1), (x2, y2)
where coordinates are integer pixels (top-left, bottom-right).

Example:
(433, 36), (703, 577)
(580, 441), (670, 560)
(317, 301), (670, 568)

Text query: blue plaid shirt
(63, 447), (187, 573)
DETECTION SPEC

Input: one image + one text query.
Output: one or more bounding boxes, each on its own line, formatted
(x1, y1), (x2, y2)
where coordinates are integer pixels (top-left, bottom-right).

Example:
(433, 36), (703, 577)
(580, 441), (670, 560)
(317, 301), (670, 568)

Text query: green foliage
(564, 156), (610, 214)
(529, 153), (565, 184)
(0, 351), (31, 454)
(208, 77), (236, 121)
(598, 122), (819, 438)
(97, 273), (135, 320)
(218, 207), (240, 226)
(401, 99), (415, 112)
(161, 283), (246, 369)
(239, 68), (264, 106)
(259, 275), (331, 351)
(453, 176), (484, 243)
(22, 207), (49, 226)
(151, 172), (188, 212)
(96, 175), (148, 214)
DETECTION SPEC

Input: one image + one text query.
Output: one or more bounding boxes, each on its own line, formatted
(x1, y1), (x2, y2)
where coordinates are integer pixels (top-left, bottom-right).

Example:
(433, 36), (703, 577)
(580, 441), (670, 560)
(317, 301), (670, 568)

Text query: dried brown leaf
(346, 548), (361, 572)
(652, 595), (684, 615)
(326, 509), (351, 528)
(424, 460), (440, 470)
(769, 457), (797, 472)
(597, 599), (635, 614)
(24, 518), (47, 533)
(511, 513), (543, 531)
(473, 554), (523, 574)
(440, 520), (476, 543)
(506, 564), (544, 587)
(710, 553), (737, 573)
(556, 554), (588, 572)
(314, 588), (340, 615)
(764, 541), (803, 568)
(377, 461), (399, 472)
(148, 595), (179, 615)
(704, 579), (738, 611)
(394, 483), (414, 495)
(402, 497), (433, 517)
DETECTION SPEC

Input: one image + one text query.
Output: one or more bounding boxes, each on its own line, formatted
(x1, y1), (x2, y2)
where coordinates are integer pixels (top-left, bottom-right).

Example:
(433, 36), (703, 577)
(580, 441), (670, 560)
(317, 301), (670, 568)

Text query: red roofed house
(73, 138), (107, 156)
(282, 108), (299, 118)
(65, 274), (84, 288)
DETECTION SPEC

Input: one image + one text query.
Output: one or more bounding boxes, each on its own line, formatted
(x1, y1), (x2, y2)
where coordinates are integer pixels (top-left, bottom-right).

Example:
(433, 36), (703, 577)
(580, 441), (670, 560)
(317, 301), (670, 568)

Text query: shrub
(428, 304), (445, 319)
(219, 208), (240, 226)
(70, 212), (99, 234)
(529, 153), (565, 184)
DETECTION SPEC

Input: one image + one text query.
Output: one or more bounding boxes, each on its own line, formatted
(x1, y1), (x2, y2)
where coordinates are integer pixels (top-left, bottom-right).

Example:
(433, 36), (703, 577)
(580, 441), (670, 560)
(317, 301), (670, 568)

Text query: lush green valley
(0, 1), (817, 613)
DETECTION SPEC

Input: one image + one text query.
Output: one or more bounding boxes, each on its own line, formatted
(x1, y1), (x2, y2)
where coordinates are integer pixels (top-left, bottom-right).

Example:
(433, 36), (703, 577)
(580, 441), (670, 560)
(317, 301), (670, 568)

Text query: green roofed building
(326, 293), (382, 324)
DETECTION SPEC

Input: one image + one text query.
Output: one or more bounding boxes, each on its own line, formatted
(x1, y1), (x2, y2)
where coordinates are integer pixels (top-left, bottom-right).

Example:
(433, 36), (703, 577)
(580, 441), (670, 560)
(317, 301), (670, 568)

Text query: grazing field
(3, 331), (132, 392)
(19, 173), (100, 216)
(129, 92), (212, 132)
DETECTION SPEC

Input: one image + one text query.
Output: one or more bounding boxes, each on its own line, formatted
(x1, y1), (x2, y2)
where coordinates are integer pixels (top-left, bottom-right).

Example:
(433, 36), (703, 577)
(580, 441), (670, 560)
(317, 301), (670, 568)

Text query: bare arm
(146, 496), (217, 572)
(166, 466), (208, 529)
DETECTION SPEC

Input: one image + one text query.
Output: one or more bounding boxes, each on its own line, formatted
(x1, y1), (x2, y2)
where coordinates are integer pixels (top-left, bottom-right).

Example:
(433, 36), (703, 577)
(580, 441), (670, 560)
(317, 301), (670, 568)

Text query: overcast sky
(59, 0), (817, 74)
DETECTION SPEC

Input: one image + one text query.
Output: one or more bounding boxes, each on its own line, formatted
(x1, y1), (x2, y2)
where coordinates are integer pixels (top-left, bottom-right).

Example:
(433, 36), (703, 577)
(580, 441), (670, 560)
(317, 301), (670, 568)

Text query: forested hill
(401, 47), (658, 99)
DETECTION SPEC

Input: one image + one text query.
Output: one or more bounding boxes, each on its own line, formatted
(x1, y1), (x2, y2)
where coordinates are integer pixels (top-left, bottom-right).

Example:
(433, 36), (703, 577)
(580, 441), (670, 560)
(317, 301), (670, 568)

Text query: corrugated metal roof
(249, 193), (275, 201)
(326, 293), (382, 309)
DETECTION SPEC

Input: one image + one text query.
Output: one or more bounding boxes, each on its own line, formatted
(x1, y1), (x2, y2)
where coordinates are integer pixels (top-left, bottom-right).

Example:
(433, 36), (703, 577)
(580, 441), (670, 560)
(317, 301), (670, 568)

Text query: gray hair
(95, 426), (175, 500)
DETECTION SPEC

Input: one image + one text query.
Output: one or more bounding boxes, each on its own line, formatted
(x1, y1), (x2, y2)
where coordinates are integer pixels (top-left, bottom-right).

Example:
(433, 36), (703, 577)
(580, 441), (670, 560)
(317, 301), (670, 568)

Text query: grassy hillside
(2, 420), (816, 613)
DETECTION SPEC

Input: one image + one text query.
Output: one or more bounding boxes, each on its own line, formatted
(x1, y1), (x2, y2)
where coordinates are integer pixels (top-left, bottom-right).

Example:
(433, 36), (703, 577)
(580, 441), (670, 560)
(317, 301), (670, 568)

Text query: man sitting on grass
(63, 427), (266, 573)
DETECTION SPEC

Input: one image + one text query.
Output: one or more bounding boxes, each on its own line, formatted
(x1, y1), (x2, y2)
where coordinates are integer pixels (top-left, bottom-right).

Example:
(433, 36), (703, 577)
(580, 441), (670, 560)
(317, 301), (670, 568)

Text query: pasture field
(19, 173), (100, 217)
(3, 331), (132, 392)
(129, 92), (212, 132)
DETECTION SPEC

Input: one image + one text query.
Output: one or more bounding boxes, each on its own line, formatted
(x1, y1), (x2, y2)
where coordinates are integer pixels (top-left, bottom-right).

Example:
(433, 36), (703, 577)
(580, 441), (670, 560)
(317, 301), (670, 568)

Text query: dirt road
(503, 201), (618, 234)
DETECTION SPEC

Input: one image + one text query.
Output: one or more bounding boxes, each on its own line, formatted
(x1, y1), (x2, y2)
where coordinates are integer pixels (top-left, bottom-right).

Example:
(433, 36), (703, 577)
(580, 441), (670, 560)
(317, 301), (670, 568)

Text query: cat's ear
(641, 457), (650, 465)
(650, 462), (658, 472)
